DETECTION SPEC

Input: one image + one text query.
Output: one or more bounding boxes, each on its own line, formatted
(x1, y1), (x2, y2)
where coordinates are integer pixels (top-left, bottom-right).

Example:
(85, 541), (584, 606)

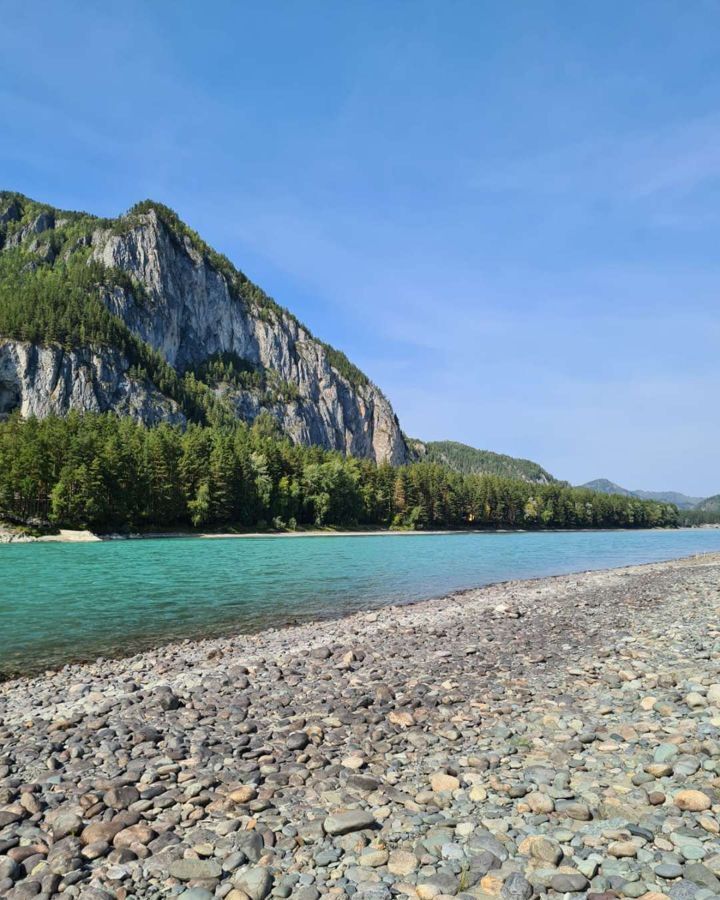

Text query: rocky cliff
(0, 339), (184, 425)
(0, 194), (408, 464)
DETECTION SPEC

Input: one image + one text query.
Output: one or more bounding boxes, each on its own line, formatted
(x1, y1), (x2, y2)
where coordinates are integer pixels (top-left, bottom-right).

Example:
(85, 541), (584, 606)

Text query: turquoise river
(3, 528), (720, 678)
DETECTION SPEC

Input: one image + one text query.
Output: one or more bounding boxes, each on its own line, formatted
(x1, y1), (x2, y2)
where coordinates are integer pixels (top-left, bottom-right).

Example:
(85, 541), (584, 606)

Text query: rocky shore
(1, 554), (720, 900)
(0, 524), (34, 544)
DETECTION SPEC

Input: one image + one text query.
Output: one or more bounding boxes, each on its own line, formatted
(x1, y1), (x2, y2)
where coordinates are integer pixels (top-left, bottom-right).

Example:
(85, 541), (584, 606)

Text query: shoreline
(0, 544), (720, 687)
(1, 549), (717, 685)
(3, 548), (720, 685)
(1, 552), (720, 897)
(3, 522), (709, 544)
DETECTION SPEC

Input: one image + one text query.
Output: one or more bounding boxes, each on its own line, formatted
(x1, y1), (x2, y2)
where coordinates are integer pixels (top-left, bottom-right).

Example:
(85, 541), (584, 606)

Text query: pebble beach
(1, 553), (720, 900)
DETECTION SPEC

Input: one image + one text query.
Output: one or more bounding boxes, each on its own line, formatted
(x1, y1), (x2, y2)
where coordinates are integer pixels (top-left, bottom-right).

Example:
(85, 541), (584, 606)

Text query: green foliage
(191, 352), (266, 392)
(676, 503), (720, 526)
(694, 494), (720, 513)
(417, 440), (557, 483)
(189, 353), (300, 404)
(320, 345), (369, 388)
(0, 413), (679, 533)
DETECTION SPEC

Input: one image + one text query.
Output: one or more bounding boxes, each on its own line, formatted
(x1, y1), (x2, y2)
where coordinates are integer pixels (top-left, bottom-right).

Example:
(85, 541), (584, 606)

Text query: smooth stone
(674, 792), (712, 812)
(431, 772), (460, 793)
(609, 841), (638, 858)
(501, 872), (533, 900)
(323, 810), (376, 835)
(656, 865), (685, 880)
(388, 850), (417, 876)
(233, 866), (274, 900)
(551, 873), (591, 893)
(169, 859), (222, 881)
(287, 732), (309, 751)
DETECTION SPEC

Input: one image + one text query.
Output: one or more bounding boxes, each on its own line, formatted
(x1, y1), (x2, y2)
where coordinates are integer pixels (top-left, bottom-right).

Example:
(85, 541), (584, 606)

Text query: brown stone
(674, 790), (712, 812)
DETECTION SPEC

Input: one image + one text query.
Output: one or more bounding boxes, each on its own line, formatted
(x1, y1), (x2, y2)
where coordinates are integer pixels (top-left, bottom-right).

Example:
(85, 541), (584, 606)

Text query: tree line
(676, 508), (720, 527)
(0, 412), (679, 533)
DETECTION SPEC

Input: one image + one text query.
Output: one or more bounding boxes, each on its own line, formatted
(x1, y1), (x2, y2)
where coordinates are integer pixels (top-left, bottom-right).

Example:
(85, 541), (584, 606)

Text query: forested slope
(413, 440), (556, 483)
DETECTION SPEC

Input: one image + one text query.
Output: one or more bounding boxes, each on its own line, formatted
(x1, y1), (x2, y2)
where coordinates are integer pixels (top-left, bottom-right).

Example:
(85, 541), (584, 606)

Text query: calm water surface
(3, 528), (720, 676)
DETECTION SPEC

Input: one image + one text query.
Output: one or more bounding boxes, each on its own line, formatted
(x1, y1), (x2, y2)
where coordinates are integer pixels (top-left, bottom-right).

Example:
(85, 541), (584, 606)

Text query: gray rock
(233, 866), (274, 900)
(468, 831), (508, 861)
(419, 873), (460, 896)
(657, 864), (685, 880)
(346, 775), (382, 792)
(168, 859), (222, 881)
(670, 881), (701, 900)
(49, 810), (83, 839)
(7, 883), (42, 899)
(294, 889), (321, 900)
(323, 810), (376, 835)
(0, 857), (19, 881)
(287, 731), (309, 750)
(551, 873), (590, 893)
(235, 830), (264, 863)
(104, 784), (139, 809)
(686, 865), (720, 892)
(501, 872), (534, 900)
(0, 196), (411, 463)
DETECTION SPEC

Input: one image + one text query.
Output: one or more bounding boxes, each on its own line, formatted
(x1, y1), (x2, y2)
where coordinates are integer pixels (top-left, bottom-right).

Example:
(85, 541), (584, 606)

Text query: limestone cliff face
(90, 210), (407, 463)
(0, 340), (185, 425)
(0, 198), (409, 464)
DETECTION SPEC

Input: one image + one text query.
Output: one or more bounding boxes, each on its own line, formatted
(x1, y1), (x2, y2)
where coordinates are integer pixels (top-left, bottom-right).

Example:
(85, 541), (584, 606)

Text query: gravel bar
(1, 553), (720, 899)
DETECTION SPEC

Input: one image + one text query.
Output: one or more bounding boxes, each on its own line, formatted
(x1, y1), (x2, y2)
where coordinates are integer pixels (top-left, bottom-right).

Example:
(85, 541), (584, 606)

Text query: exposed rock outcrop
(90, 210), (407, 463)
(0, 195), (408, 464)
(0, 339), (185, 425)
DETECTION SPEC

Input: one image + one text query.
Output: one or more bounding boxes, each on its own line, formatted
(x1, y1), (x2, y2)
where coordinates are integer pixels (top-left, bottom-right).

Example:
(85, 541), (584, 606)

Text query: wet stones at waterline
(0, 555), (719, 897)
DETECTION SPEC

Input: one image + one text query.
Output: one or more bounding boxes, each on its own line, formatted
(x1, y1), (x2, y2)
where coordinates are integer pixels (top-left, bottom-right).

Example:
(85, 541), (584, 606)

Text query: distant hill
(412, 440), (556, 484)
(580, 479), (704, 510)
(633, 490), (705, 508)
(581, 479), (633, 497)
(695, 494), (720, 513)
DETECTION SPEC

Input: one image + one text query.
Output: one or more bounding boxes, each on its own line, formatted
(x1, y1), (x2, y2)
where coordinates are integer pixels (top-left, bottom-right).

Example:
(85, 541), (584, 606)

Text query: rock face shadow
(0, 378), (20, 419)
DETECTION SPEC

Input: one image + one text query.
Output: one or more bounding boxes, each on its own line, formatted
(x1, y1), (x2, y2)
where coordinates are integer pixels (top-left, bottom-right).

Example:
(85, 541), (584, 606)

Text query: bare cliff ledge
(0, 339), (185, 426)
(0, 194), (409, 464)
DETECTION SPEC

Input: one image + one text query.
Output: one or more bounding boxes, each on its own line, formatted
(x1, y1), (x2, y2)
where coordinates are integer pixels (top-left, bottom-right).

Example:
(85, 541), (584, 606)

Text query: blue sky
(2, 1), (719, 494)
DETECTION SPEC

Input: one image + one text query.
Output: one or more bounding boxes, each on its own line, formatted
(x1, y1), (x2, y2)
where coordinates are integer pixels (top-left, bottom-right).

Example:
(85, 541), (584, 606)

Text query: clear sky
(2, 1), (719, 495)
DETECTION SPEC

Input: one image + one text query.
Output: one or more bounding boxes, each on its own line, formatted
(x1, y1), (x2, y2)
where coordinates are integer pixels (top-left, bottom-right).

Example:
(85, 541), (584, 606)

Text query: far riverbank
(4, 521), (713, 545)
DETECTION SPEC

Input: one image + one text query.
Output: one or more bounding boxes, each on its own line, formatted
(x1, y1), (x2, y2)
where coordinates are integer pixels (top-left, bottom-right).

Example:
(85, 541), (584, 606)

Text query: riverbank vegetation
(0, 412), (679, 533)
(676, 507), (720, 527)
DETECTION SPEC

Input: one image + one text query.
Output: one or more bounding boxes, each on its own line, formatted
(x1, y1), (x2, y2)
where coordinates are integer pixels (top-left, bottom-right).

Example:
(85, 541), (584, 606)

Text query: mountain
(695, 495), (720, 513)
(0, 193), (408, 464)
(580, 479), (704, 510)
(633, 490), (705, 508)
(411, 439), (556, 484)
(580, 478), (633, 497)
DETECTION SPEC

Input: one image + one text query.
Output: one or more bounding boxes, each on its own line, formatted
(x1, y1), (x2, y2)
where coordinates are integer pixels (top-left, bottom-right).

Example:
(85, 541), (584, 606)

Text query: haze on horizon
(2, 1), (718, 496)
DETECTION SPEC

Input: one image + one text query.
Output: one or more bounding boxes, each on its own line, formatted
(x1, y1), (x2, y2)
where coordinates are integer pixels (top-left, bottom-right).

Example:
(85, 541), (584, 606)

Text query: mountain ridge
(580, 478), (706, 510)
(695, 494), (720, 513)
(411, 439), (557, 484)
(0, 192), (408, 463)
